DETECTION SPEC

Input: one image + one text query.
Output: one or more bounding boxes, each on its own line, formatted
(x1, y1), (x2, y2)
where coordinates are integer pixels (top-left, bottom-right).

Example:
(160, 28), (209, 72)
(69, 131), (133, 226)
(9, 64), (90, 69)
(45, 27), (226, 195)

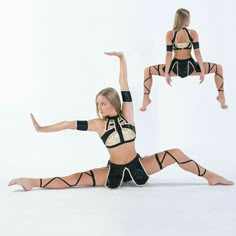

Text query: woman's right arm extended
(30, 113), (101, 133)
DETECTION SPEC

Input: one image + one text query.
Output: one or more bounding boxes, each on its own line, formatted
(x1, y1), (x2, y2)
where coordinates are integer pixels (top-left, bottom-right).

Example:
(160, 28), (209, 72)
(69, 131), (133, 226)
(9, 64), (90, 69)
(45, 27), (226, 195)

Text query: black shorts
(165, 57), (201, 78)
(106, 154), (149, 189)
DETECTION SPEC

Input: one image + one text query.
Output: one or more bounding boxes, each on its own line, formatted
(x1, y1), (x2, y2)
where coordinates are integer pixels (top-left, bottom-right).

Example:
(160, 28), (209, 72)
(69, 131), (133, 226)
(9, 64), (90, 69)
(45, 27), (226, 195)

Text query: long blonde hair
(95, 87), (121, 119)
(173, 8), (190, 31)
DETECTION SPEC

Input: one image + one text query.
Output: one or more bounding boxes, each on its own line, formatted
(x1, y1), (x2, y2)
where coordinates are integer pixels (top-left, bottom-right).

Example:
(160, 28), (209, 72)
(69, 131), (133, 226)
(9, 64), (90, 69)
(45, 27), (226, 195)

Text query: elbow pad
(76, 120), (88, 131)
(193, 42), (200, 49)
(121, 91), (132, 102)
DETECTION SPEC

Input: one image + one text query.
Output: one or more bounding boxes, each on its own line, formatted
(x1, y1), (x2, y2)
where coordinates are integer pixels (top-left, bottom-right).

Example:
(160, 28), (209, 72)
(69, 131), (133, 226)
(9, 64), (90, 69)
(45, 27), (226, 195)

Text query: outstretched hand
(104, 52), (124, 58)
(30, 113), (41, 132)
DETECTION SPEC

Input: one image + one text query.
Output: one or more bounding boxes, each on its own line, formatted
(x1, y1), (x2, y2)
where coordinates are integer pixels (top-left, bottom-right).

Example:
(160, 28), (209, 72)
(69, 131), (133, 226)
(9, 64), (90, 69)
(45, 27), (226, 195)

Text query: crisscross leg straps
(40, 170), (96, 188)
(143, 67), (152, 95)
(143, 65), (161, 95)
(155, 151), (207, 177)
(208, 63), (224, 92)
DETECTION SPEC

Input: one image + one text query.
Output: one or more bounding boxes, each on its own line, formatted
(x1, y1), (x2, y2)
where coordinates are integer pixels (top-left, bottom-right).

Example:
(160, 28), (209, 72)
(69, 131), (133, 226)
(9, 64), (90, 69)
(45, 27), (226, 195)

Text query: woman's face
(96, 95), (117, 117)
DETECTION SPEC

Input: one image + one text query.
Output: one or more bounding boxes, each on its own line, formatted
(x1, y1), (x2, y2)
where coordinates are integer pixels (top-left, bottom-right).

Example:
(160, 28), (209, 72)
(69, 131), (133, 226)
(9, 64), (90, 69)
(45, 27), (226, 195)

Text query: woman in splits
(140, 8), (228, 111)
(9, 52), (233, 191)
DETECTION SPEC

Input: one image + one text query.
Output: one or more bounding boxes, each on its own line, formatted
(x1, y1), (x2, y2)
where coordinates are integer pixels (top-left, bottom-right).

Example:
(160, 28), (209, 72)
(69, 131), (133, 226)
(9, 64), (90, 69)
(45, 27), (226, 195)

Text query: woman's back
(167, 28), (196, 59)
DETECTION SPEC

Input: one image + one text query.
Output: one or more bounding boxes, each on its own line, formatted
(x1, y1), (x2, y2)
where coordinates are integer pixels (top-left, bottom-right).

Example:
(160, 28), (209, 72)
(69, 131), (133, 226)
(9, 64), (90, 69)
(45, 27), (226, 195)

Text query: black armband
(166, 45), (173, 52)
(76, 120), (88, 131)
(121, 91), (132, 102)
(193, 42), (200, 49)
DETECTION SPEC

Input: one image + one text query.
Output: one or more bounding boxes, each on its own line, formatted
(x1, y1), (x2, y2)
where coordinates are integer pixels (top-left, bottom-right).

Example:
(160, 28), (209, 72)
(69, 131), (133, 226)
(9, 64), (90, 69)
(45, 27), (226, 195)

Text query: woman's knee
(144, 66), (151, 76)
(216, 64), (223, 73)
(168, 148), (183, 156)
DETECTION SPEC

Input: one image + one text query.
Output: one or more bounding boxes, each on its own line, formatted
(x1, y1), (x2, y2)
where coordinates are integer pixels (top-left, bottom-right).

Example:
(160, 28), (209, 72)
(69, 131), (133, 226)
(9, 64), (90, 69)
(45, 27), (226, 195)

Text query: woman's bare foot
(140, 96), (151, 111)
(205, 172), (233, 186)
(217, 95), (228, 109)
(8, 178), (36, 191)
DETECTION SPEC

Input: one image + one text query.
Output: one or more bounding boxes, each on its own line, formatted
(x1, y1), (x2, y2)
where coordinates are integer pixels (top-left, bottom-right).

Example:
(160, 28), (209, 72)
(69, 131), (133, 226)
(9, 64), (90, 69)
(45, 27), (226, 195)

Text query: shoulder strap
(171, 31), (177, 44)
(182, 27), (193, 43)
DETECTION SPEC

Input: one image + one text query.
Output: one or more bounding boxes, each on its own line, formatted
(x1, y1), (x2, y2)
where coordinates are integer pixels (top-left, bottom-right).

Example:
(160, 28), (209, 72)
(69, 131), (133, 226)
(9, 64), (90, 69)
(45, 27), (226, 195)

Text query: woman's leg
(141, 148), (233, 185)
(193, 62), (227, 108)
(207, 63), (227, 108)
(8, 167), (109, 191)
(140, 64), (166, 111)
(196, 62), (227, 109)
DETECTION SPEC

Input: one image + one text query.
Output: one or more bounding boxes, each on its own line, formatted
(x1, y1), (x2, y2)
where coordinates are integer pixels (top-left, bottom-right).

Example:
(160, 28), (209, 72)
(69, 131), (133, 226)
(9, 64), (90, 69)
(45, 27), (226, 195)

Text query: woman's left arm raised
(104, 52), (134, 123)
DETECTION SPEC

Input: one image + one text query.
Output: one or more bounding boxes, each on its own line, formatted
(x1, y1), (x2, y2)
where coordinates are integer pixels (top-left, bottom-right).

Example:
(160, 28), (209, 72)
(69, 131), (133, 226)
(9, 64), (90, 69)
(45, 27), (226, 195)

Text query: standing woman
(9, 52), (232, 191)
(140, 8), (228, 111)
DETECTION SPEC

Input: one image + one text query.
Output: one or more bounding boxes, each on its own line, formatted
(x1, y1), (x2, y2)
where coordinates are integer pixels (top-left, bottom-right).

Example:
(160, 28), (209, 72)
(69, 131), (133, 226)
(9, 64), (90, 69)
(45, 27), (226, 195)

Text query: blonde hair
(173, 8), (190, 31)
(95, 87), (121, 119)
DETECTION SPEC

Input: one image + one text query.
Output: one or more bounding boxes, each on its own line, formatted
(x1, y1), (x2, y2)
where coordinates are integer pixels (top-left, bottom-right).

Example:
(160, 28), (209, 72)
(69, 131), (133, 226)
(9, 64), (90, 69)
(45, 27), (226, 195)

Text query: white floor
(2, 173), (235, 236)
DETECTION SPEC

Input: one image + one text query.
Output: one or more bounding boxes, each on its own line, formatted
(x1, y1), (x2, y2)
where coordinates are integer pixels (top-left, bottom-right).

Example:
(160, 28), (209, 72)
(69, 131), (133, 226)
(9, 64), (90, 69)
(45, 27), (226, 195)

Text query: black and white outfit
(106, 154), (149, 189)
(165, 27), (201, 78)
(100, 91), (149, 189)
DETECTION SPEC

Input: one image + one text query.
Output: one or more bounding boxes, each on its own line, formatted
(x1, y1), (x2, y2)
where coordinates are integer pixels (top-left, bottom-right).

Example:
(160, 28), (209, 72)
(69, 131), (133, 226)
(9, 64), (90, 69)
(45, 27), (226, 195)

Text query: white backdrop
(1, 1), (236, 236)
(0, 0), (235, 182)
